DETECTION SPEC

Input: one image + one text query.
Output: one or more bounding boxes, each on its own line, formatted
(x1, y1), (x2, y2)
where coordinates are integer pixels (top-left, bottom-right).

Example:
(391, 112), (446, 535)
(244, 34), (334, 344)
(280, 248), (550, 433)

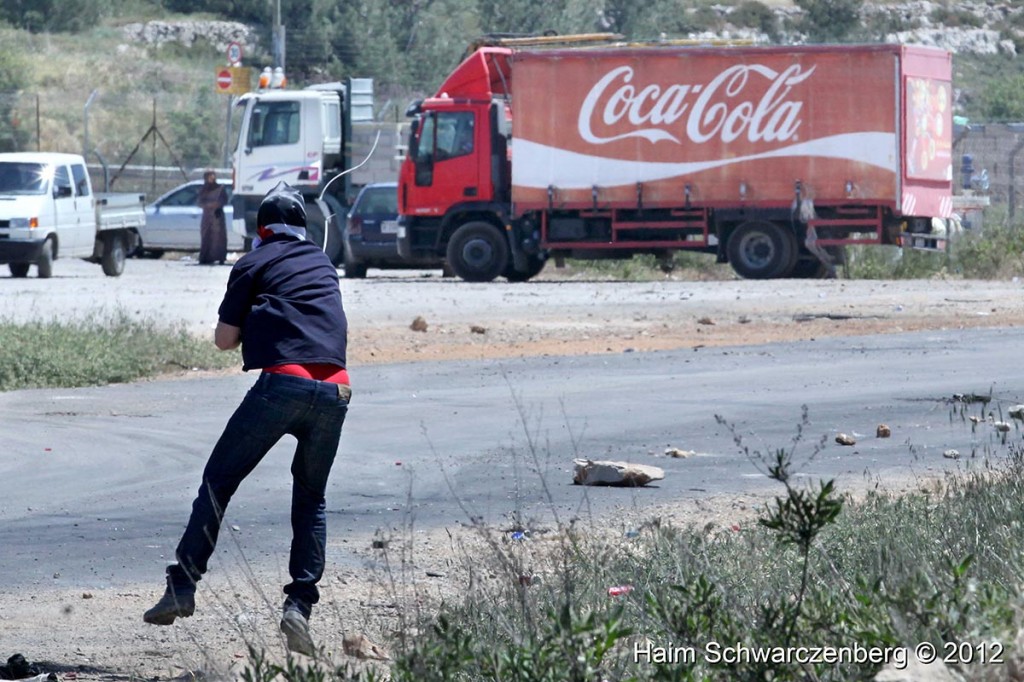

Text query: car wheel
(101, 234), (126, 277)
(37, 238), (54, 279)
(343, 249), (368, 279)
(446, 222), (509, 283)
(306, 201), (343, 266)
(9, 263), (29, 278)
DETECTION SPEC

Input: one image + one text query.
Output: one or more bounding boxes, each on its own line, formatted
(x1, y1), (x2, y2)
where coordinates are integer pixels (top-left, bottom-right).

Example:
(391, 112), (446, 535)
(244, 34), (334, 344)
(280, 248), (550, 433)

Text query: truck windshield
(247, 101), (301, 147)
(0, 162), (50, 195)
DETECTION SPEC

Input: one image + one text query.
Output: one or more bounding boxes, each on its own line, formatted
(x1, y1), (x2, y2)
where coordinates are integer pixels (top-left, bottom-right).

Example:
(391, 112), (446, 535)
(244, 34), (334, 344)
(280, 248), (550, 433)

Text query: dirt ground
(5, 265), (1024, 680)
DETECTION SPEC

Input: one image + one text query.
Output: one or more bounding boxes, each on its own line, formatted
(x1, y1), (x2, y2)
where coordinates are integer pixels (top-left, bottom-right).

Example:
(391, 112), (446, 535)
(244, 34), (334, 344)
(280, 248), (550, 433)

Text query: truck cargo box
(511, 43), (952, 220)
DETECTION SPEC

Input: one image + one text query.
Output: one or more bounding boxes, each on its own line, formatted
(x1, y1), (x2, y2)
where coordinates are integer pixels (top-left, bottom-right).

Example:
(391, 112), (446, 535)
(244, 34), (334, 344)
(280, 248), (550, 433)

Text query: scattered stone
(994, 421), (1012, 433)
(836, 433), (856, 446)
(371, 539), (387, 549)
(572, 459), (665, 486)
(425, 570), (445, 578)
(82, 593), (93, 599)
(342, 633), (390, 661)
(410, 316), (428, 332)
(664, 447), (695, 458)
(943, 449), (960, 459)
(697, 316), (715, 325)
(876, 424), (892, 438)
(1009, 405), (1024, 420)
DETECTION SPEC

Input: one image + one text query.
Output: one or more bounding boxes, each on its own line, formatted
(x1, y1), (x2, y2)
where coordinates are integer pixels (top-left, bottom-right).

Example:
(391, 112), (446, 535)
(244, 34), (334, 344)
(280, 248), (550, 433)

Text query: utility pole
(272, 0), (286, 72)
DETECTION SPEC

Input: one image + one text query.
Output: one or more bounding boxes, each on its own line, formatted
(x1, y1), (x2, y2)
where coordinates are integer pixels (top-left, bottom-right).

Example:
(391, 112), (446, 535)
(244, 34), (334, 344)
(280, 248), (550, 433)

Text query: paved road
(1, 326), (1019, 591)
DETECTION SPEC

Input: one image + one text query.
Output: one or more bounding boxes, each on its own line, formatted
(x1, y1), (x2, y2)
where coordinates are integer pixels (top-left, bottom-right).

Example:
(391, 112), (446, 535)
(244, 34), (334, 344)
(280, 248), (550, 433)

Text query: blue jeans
(167, 372), (349, 614)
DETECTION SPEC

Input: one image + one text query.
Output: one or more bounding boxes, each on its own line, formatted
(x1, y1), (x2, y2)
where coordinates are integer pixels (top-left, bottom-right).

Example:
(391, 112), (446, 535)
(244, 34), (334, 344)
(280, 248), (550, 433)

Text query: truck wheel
(9, 263), (29, 278)
(37, 238), (54, 279)
(101, 234), (126, 277)
(504, 255), (546, 282)
(306, 202), (343, 266)
(447, 222), (509, 283)
(727, 221), (796, 279)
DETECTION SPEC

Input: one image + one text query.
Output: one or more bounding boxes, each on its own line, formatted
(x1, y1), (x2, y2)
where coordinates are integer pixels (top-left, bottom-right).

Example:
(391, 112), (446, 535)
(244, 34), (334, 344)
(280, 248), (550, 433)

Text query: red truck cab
(399, 47), (532, 281)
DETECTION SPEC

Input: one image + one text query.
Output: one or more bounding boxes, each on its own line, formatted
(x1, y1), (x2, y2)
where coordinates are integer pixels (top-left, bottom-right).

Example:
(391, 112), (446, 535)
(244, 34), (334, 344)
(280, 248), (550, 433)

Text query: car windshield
(0, 162), (50, 195)
(354, 187), (396, 216)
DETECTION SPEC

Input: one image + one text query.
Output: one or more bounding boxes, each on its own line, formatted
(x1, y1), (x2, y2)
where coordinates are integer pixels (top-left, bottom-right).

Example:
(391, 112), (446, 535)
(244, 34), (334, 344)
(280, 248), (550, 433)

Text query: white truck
(0, 152), (145, 278)
(231, 78), (400, 265)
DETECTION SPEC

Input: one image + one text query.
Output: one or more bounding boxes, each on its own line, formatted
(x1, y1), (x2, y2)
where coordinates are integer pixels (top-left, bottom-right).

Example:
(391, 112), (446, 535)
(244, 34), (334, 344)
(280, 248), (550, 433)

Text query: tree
(600, 0), (707, 40)
(0, 38), (29, 151)
(793, 0), (863, 42)
(476, 0), (600, 36)
(0, 0), (107, 32)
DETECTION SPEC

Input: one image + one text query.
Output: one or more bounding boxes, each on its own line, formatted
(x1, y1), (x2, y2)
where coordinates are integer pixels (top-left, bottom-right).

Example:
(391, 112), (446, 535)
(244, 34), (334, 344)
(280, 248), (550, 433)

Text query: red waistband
(263, 363), (350, 385)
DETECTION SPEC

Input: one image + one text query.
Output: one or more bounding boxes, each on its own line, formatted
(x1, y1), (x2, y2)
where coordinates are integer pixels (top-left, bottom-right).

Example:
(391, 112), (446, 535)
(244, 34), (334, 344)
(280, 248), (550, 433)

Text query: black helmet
(257, 181), (306, 229)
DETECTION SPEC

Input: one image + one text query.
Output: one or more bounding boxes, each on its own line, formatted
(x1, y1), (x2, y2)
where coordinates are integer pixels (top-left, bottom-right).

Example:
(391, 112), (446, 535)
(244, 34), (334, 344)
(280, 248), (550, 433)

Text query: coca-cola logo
(578, 63), (816, 146)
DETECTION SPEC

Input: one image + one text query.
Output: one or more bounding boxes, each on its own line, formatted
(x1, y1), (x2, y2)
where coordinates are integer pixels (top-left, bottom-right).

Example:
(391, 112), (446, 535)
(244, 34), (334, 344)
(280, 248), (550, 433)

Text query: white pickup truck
(0, 152), (145, 278)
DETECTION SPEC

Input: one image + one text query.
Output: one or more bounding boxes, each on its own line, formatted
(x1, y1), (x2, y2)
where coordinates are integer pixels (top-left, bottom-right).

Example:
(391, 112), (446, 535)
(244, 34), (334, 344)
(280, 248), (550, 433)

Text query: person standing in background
(197, 170), (228, 264)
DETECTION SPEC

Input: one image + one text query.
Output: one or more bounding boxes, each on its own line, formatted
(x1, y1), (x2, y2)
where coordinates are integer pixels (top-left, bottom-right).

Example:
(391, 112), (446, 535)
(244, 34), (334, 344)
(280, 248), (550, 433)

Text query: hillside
(0, 0), (1020, 196)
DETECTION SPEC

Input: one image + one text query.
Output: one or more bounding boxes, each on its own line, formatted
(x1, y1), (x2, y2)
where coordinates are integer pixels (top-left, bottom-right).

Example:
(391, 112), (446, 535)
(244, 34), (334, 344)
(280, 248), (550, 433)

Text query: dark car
(343, 181), (442, 278)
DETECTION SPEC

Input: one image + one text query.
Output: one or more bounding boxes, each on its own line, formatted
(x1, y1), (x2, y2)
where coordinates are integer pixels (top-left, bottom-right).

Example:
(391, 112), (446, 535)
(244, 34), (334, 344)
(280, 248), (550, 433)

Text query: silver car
(138, 179), (244, 257)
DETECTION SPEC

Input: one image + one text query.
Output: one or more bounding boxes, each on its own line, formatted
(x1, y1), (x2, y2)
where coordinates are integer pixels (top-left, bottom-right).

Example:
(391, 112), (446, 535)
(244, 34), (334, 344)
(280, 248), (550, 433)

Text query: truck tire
(306, 202), (343, 266)
(101, 233), (126, 277)
(447, 222), (509, 283)
(9, 263), (29, 278)
(504, 254), (546, 282)
(727, 221), (796, 279)
(37, 238), (54, 279)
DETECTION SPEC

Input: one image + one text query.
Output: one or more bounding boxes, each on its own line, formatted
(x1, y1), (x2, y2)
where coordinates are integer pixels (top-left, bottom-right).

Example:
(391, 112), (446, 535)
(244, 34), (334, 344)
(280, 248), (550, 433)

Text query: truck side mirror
(54, 185), (72, 198)
(415, 153), (434, 187)
(408, 118), (420, 158)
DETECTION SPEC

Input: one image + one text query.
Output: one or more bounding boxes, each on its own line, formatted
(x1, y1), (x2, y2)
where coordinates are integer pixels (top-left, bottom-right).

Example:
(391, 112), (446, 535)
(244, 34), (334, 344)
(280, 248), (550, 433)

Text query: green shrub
(729, 1), (779, 40)
(794, 0), (863, 42)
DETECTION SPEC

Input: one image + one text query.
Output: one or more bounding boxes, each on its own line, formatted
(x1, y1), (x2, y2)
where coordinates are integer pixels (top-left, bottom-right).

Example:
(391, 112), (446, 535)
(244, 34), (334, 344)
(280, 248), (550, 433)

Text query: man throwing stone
(144, 182), (350, 657)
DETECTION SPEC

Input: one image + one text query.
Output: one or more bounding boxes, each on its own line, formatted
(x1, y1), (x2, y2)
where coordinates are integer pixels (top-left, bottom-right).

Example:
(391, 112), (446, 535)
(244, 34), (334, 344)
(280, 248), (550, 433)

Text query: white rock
(572, 459), (665, 487)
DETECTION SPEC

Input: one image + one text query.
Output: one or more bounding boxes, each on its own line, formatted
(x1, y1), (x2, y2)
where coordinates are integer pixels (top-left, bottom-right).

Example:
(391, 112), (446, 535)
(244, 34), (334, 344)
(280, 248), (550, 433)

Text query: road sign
(227, 41), (243, 66)
(214, 66), (252, 96)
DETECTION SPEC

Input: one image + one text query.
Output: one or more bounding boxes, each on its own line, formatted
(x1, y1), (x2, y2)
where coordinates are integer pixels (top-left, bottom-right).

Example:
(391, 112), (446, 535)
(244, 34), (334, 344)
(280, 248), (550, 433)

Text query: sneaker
(280, 607), (315, 656)
(143, 585), (195, 625)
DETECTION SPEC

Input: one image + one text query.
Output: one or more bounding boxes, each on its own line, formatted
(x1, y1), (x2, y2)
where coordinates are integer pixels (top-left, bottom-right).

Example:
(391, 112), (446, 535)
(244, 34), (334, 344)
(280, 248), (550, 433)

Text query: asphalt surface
(1, 325), (1020, 591)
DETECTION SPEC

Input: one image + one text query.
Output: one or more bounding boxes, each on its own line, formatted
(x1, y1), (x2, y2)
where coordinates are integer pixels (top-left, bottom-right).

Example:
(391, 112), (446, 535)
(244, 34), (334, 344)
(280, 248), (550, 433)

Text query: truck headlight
(9, 217), (37, 228)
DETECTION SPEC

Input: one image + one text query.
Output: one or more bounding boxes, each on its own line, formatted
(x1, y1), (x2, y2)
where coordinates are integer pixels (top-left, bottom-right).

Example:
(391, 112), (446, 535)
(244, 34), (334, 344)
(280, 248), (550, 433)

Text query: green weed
(0, 311), (236, 391)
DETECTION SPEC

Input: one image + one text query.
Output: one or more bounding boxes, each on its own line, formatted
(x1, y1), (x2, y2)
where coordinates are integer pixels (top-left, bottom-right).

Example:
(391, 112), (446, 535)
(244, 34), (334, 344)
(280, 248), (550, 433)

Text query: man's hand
(214, 322), (241, 350)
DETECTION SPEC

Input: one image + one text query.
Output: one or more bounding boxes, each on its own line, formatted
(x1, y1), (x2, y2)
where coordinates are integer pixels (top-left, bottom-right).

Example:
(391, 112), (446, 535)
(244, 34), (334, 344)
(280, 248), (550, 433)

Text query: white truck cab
(0, 152), (144, 277)
(231, 79), (379, 265)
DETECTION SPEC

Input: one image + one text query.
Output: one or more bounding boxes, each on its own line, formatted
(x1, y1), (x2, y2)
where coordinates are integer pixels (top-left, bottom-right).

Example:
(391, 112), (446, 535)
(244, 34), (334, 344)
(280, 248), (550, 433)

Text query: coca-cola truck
(396, 42), (953, 281)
